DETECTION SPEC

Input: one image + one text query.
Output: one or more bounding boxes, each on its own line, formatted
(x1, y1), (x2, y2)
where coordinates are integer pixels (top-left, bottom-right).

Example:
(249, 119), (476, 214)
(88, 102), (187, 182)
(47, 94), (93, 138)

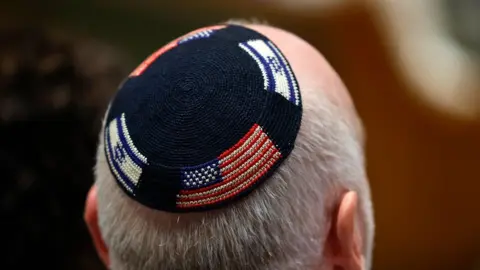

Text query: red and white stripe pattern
(176, 124), (282, 208)
(130, 25), (226, 77)
(178, 28), (218, 44)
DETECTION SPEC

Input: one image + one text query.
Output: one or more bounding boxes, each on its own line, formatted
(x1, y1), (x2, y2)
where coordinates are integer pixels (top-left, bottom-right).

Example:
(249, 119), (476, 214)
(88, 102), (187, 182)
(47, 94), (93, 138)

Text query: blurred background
(1, 0), (479, 269)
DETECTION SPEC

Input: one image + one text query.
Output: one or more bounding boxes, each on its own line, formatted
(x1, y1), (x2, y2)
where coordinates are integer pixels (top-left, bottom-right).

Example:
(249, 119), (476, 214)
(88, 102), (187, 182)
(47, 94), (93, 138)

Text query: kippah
(103, 24), (302, 212)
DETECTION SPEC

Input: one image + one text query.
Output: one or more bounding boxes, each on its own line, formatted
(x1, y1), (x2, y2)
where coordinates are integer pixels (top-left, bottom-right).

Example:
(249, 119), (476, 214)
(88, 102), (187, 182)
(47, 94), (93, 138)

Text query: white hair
(95, 86), (375, 270)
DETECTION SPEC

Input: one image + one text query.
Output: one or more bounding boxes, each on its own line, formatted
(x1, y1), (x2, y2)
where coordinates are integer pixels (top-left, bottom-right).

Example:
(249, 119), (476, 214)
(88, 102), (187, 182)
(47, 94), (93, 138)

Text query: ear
(84, 185), (110, 267)
(325, 191), (364, 270)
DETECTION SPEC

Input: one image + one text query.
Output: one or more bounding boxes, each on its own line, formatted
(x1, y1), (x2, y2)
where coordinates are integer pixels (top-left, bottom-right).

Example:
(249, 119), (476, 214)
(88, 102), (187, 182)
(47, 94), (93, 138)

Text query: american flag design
(239, 39), (300, 106)
(105, 113), (148, 194)
(180, 160), (223, 190)
(177, 124), (282, 208)
(130, 25), (226, 77)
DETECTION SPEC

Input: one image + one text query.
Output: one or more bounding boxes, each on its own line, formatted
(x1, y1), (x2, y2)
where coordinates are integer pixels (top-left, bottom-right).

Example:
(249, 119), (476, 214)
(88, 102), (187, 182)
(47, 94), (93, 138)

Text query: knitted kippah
(103, 24), (302, 212)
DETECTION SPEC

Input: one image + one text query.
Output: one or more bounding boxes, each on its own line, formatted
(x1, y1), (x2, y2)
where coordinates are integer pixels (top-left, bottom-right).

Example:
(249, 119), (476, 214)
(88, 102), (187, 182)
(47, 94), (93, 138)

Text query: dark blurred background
(0, 1), (479, 270)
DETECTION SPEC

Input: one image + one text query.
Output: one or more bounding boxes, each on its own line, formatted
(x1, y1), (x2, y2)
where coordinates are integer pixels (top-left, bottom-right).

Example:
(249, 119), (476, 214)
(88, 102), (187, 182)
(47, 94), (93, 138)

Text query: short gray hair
(95, 82), (374, 270)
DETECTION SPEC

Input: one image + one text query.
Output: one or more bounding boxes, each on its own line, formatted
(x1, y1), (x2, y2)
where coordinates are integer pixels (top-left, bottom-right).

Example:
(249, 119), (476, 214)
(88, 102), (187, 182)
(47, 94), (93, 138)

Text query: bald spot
(244, 24), (364, 143)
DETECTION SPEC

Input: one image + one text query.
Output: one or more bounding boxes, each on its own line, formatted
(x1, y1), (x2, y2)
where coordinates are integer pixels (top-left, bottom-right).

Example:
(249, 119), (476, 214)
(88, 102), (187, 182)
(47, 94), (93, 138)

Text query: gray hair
(94, 83), (374, 270)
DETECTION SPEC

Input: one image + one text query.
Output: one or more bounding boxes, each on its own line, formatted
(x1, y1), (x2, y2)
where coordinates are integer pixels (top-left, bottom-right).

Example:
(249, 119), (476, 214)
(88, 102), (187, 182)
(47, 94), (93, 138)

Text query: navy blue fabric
(104, 24), (303, 212)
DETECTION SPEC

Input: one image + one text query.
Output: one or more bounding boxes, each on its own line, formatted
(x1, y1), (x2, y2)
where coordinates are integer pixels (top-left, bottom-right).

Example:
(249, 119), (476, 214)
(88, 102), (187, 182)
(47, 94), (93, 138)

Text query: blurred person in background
(85, 21), (375, 270)
(368, 0), (480, 119)
(0, 27), (130, 269)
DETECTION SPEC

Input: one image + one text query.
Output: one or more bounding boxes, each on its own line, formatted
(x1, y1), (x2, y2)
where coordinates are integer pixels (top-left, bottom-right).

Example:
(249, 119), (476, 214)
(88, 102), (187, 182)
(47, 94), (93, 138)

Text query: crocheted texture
(105, 113), (148, 193)
(104, 24), (302, 212)
(177, 124), (282, 208)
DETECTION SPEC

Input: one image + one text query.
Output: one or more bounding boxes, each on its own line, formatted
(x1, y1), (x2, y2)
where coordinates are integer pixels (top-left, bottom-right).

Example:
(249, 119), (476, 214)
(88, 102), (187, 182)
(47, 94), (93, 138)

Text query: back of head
(94, 22), (374, 270)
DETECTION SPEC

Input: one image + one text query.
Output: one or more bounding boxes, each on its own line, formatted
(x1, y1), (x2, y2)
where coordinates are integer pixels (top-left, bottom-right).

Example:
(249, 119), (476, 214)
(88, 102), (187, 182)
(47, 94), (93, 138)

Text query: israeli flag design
(239, 39), (300, 106)
(105, 113), (148, 194)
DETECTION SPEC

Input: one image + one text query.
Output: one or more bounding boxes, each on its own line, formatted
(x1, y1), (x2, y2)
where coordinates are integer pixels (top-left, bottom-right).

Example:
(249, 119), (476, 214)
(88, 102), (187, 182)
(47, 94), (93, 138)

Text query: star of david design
(114, 144), (127, 164)
(267, 56), (283, 74)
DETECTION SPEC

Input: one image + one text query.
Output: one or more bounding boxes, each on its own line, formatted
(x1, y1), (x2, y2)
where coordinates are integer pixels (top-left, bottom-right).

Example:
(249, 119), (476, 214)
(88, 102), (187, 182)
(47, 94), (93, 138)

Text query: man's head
(85, 21), (374, 270)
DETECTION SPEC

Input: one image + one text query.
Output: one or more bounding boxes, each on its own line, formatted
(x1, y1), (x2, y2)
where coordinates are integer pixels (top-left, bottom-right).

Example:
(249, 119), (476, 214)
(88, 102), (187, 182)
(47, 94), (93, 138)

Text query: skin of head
(85, 21), (374, 270)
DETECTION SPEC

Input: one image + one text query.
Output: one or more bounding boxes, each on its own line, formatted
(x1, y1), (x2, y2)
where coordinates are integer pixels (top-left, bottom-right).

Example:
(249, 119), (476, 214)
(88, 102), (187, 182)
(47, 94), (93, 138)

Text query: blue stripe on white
(178, 29), (216, 44)
(239, 39), (300, 106)
(265, 41), (300, 106)
(239, 42), (274, 92)
(118, 114), (148, 165)
(105, 125), (135, 193)
(105, 113), (148, 194)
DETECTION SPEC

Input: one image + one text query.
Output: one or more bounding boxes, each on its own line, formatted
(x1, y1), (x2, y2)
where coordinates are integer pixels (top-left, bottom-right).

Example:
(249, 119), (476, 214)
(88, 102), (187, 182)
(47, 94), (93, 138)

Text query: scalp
(244, 24), (364, 142)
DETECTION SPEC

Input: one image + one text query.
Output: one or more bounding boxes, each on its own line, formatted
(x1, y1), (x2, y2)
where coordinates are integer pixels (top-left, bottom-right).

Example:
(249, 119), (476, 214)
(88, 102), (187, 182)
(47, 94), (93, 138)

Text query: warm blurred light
(367, 0), (480, 120)
(444, 0), (480, 56)
(259, 0), (353, 12)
